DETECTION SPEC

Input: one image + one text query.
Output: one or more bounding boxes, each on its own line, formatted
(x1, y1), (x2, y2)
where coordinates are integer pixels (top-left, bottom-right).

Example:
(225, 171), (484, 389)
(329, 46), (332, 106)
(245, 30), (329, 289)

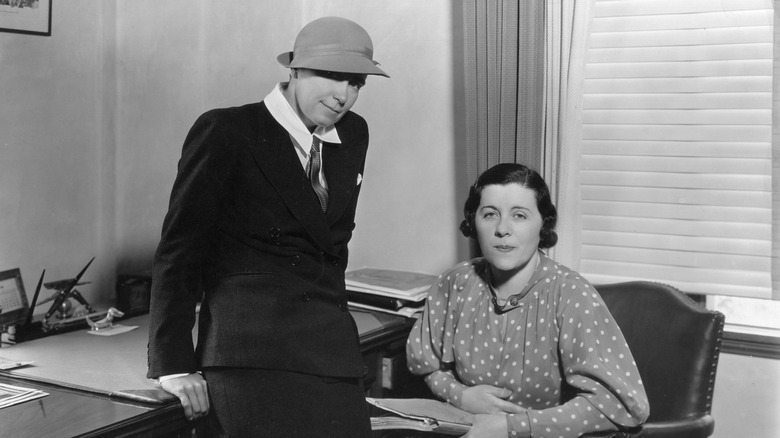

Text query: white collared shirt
(264, 83), (342, 189)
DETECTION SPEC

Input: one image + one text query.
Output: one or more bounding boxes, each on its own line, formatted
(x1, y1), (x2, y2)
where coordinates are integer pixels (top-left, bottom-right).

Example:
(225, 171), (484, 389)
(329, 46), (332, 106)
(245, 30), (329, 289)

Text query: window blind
(580, 0), (774, 298)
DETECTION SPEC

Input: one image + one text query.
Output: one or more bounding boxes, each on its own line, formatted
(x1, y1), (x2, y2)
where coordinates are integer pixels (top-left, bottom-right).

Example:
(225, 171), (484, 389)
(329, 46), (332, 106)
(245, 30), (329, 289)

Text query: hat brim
(277, 51), (389, 78)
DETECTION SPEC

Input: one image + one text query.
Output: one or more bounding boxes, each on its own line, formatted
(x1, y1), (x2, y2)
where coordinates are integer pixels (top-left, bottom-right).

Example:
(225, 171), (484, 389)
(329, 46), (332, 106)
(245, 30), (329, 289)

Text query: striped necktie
(306, 137), (328, 212)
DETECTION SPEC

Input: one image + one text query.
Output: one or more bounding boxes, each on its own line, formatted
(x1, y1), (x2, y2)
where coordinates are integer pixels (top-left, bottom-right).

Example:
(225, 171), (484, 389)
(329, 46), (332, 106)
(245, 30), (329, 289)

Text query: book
(347, 289), (425, 311)
(350, 309), (386, 338)
(345, 268), (437, 301)
(367, 397), (473, 435)
(348, 301), (423, 318)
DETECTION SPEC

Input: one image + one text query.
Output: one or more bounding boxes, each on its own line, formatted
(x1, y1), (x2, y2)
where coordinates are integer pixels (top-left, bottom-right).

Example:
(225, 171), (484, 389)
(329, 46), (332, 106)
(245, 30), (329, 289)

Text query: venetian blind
(580, 0), (774, 298)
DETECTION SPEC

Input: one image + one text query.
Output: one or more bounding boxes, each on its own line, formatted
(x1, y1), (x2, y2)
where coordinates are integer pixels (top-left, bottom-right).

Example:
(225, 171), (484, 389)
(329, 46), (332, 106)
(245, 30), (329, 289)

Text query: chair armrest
(581, 414), (714, 438)
(627, 414), (715, 438)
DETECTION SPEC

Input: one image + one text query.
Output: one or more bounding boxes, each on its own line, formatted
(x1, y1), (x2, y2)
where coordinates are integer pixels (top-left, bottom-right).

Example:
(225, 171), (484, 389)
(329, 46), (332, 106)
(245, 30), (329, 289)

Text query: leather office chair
(595, 281), (726, 438)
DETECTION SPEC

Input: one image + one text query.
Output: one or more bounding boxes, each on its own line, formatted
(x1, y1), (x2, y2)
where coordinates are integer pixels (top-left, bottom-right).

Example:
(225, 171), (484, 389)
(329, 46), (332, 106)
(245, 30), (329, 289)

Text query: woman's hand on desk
(160, 373), (210, 421)
(458, 386), (524, 438)
(462, 414), (511, 438)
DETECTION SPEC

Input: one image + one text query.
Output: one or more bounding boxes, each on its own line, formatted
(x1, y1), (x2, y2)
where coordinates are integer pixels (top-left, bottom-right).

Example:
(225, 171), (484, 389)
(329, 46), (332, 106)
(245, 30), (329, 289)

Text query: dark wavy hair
(459, 163), (558, 249)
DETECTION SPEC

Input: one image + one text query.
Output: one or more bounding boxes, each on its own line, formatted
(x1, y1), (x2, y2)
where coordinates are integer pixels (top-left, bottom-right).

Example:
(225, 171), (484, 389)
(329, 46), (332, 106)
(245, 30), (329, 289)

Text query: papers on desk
(345, 268), (437, 317)
(349, 301), (423, 318)
(367, 397), (473, 435)
(0, 356), (34, 370)
(0, 382), (48, 409)
(86, 324), (139, 336)
(346, 268), (437, 300)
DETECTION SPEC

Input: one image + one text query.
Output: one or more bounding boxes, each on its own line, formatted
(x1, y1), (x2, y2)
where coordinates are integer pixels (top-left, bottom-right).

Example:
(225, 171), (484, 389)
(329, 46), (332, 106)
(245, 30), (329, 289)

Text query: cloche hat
(277, 17), (389, 78)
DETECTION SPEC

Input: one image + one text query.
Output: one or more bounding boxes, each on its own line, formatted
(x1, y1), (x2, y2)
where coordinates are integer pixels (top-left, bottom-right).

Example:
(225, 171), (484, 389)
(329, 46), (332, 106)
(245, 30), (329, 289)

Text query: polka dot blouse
(406, 253), (649, 438)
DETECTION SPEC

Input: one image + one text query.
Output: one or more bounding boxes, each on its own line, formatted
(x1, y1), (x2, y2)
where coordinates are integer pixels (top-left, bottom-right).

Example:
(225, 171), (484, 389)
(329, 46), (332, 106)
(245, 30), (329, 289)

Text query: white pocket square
(357, 173), (363, 185)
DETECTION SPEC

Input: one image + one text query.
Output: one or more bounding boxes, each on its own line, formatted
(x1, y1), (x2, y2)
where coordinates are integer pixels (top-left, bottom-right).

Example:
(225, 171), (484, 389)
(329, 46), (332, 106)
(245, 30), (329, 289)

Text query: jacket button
(330, 257), (340, 266)
(339, 303), (348, 312)
(301, 293), (311, 302)
(269, 227), (281, 238)
(290, 255), (301, 266)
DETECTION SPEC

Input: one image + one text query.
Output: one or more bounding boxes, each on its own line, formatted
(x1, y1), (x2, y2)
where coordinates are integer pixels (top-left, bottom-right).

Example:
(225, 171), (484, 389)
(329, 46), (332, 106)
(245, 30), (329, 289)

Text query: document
(0, 382), (47, 409)
(345, 268), (437, 301)
(367, 397), (473, 435)
(0, 356), (34, 370)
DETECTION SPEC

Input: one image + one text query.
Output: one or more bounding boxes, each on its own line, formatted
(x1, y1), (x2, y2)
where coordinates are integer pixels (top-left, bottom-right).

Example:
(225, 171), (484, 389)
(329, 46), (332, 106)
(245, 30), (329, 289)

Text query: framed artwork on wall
(0, 0), (51, 36)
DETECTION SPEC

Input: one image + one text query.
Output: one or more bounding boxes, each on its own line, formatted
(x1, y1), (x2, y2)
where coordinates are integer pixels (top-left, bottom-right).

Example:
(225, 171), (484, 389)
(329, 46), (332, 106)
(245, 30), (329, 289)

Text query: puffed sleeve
(406, 266), (470, 403)
(508, 276), (650, 437)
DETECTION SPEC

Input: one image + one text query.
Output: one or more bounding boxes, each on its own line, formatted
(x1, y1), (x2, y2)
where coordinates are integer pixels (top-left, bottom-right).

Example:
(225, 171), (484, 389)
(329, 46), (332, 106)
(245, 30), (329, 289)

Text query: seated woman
(406, 163), (649, 438)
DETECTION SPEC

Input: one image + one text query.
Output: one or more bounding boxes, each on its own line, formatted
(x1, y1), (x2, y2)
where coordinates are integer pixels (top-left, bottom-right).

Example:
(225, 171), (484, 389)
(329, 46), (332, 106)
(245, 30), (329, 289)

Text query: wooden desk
(0, 310), (414, 438)
(0, 373), (190, 438)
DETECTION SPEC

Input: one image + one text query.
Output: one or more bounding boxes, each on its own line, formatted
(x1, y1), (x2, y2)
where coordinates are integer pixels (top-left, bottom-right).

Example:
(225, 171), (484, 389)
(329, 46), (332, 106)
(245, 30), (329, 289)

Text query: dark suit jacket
(147, 102), (370, 379)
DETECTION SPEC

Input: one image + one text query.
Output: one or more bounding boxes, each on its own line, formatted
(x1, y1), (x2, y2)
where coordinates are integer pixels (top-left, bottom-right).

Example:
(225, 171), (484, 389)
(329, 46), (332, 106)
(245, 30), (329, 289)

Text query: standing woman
(407, 163), (649, 438)
(147, 17), (389, 437)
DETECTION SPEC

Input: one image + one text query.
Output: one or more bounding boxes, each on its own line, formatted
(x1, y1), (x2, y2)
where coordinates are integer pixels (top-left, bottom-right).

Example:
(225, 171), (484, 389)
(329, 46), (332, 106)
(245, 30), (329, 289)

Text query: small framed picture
(0, 268), (30, 327)
(0, 0), (52, 36)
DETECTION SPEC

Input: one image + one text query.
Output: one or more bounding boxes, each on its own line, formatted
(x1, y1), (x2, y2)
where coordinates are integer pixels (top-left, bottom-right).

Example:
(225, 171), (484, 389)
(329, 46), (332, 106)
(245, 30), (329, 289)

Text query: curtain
(462, 0), (545, 185)
(462, 0), (590, 265)
(540, 0), (593, 268)
(774, 0), (780, 300)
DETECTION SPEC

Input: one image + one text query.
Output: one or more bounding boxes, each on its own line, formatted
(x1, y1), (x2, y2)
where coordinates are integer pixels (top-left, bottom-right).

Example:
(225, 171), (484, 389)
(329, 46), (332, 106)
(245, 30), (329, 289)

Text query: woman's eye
(320, 71), (339, 80)
(482, 211), (497, 219)
(349, 80), (365, 89)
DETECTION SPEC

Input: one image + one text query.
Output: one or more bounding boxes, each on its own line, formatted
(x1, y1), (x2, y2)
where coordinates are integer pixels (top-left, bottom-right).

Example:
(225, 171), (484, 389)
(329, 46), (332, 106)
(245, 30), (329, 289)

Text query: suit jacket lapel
(249, 103), (336, 254)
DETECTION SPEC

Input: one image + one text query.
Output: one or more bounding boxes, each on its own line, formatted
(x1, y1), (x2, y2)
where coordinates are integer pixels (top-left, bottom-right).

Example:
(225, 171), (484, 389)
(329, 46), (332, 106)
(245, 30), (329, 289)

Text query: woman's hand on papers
(161, 373), (209, 421)
(458, 386), (525, 438)
(459, 384), (524, 415)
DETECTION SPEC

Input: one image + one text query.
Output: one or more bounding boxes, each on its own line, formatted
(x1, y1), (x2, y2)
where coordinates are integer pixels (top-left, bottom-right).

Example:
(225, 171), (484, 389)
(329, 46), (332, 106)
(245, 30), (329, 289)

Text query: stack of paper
(345, 268), (438, 317)
(367, 397), (473, 435)
(0, 382), (48, 409)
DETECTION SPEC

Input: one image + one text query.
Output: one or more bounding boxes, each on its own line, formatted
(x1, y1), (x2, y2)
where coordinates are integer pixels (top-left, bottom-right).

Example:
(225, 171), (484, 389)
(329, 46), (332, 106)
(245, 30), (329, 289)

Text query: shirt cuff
(156, 372), (191, 383)
(506, 411), (532, 438)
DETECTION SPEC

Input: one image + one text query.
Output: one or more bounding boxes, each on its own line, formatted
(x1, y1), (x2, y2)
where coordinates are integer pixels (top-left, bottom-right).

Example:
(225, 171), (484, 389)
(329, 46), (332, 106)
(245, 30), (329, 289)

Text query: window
(580, 0), (779, 334)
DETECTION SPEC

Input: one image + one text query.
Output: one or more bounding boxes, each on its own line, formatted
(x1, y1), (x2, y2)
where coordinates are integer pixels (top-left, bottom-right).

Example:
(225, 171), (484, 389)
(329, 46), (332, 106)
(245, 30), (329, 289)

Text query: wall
(0, 0), (465, 309)
(0, 1), (115, 308)
(113, 0), (466, 278)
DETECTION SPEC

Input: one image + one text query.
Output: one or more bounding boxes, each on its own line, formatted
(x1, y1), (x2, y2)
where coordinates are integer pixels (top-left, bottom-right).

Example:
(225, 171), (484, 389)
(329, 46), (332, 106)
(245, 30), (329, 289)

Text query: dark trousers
(197, 367), (372, 438)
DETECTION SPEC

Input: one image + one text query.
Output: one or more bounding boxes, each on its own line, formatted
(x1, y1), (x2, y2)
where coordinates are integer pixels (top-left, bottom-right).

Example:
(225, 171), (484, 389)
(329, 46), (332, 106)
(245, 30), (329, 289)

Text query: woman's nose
(494, 219), (511, 237)
(332, 81), (350, 104)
